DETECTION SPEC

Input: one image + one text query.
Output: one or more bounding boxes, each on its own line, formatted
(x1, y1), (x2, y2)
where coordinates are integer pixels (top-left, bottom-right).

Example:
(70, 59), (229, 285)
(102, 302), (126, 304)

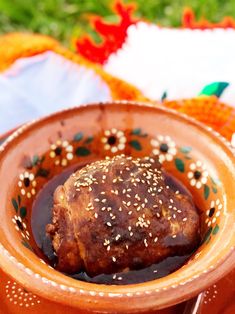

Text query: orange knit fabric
(0, 33), (146, 102)
(0, 33), (235, 141)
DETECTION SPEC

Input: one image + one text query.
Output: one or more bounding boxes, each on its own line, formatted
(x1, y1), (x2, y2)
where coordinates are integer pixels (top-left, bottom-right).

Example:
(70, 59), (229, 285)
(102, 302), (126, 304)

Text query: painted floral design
(187, 161), (208, 189)
(151, 135), (177, 163)
(18, 171), (37, 198)
(206, 199), (223, 227)
(49, 140), (74, 166)
(12, 215), (30, 240)
(101, 128), (126, 153)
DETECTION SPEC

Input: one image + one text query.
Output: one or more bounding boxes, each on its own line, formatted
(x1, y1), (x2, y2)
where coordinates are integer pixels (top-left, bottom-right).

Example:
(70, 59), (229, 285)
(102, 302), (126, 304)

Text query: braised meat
(46, 155), (200, 276)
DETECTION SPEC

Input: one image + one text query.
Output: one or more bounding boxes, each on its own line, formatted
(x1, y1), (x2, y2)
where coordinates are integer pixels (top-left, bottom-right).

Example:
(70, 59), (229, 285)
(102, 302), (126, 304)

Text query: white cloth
(0, 51), (111, 134)
(105, 22), (235, 105)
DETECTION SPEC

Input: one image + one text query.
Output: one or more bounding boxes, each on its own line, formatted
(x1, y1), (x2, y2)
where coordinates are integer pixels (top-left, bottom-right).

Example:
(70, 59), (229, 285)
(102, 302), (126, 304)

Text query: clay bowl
(0, 101), (235, 314)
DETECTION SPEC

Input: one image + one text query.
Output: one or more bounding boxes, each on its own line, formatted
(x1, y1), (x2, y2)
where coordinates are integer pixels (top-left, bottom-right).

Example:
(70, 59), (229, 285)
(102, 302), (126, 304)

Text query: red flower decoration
(75, 0), (138, 64)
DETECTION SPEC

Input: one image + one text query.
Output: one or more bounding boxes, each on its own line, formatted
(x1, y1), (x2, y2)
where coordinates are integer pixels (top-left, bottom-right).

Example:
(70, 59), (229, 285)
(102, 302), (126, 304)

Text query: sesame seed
(112, 257), (117, 262)
(153, 205), (158, 208)
(172, 235), (177, 238)
(183, 217), (188, 221)
(115, 234), (121, 241)
(130, 232), (133, 236)
(156, 213), (161, 218)
(175, 190), (180, 194)
(154, 237), (158, 243)
(153, 270), (158, 273)
(100, 191), (105, 195)
(159, 200), (163, 205)
(94, 198), (100, 202)
(127, 201), (131, 207)
(107, 246), (111, 251)
(106, 222), (112, 227)
(113, 274), (117, 279)
(94, 213), (98, 218)
(101, 207), (106, 211)
(117, 277), (122, 281)
(170, 199), (174, 204)
(118, 207), (122, 212)
(104, 239), (110, 246)
(126, 245), (129, 249)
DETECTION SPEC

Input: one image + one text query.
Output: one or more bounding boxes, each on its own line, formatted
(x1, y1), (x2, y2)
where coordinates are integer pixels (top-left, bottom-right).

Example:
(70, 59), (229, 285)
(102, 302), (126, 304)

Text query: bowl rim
(0, 100), (235, 312)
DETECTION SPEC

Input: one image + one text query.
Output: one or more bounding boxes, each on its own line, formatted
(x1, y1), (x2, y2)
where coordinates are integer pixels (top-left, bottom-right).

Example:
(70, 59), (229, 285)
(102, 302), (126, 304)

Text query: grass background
(0, 0), (234, 45)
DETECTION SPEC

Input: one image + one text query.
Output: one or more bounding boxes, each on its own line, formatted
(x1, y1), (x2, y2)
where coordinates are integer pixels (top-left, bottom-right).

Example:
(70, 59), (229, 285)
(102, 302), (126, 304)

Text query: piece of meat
(46, 155), (200, 276)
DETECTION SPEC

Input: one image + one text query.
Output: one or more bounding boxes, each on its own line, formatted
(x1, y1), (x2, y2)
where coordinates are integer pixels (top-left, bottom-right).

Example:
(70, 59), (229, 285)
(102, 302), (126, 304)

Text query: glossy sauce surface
(32, 163), (196, 285)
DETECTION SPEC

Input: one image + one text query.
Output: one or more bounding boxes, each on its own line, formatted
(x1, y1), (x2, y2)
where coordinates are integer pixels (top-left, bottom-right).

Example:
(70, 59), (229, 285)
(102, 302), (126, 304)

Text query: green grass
(0, 0), (234, 46)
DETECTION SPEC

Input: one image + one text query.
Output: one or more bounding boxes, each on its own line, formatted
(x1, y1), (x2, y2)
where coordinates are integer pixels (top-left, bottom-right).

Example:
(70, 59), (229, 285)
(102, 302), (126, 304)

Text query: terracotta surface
(0, 101), (235, 313)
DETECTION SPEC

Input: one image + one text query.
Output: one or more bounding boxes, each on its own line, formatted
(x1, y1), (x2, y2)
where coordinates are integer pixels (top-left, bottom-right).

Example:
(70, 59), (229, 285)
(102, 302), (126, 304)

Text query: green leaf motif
(161, 91), (167, 101)
(174, 158), (185, 173)
(131, 128), (141, 135)
(21, 240), (33, 252)
(20, 207), (27, 219)
(180, 146), (192, 154)
(203, 227), (212, 244)
(12, 198), (18, 212)
(32, 155), (39, 166)
(18, 195), (21, 206)
(84, 136), (94, 144)
(212, 186), (217, 194)
(36, 168), (50, 178)
(199, 82), (229, 98)
(204, 185), (210, 200)
(129, 140), (142, 151)
(76, 147), (91, 156)
(74, 132), (83, 142)
(212, 224), (219, 235)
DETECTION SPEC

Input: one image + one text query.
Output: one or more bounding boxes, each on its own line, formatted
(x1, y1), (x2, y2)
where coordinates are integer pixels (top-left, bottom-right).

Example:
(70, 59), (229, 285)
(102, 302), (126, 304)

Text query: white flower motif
(50, 140), (74, 166)
(150, 135), (177, 163)
(18, 171), (37, 198)
(187, 161), (208, 189)
(205, 199), (223, 227)
(101, 128), (126, 153)
(12, 215), (30, 240)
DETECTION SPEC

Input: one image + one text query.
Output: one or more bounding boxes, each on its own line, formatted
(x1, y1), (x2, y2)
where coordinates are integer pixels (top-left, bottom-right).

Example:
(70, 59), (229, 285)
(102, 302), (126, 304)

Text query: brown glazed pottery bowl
(0, 101), (235, 314)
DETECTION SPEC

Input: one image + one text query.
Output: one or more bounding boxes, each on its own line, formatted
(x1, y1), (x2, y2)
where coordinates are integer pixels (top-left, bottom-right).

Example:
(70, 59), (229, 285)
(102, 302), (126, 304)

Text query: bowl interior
(0, 102), (235, 311)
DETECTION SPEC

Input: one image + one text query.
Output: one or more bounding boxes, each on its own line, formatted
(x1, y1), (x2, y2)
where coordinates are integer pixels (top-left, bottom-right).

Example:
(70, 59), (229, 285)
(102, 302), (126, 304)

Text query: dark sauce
(32, 164), (195, 285)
